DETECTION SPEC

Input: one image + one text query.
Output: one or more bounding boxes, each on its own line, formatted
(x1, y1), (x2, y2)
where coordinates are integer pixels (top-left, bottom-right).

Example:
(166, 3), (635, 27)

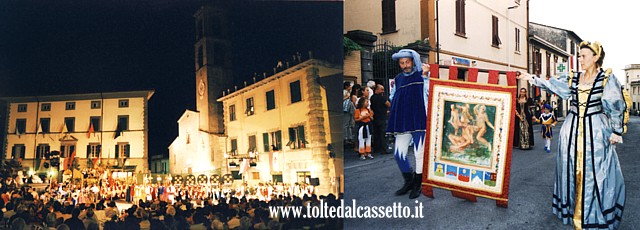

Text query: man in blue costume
(387, 49), (429, 199)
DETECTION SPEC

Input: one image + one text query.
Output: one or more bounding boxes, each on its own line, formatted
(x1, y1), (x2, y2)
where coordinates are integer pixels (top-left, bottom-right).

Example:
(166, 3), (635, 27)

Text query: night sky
(0, 0), (343, 157)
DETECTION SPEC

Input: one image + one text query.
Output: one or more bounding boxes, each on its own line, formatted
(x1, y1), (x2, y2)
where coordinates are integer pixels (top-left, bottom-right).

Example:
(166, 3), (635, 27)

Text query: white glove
(609, 133), (623, 144)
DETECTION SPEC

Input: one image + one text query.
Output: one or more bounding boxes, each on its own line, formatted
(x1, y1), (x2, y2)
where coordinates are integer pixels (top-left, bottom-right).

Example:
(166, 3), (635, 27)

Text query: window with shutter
(382, 0), (396, 33)
(263, 133), (270, 152)
(492, 16), (501, 47)
(297, 125), (306, 148)
(125, 144), (130, 157)
(289, 81), (302, 103)
(40, 118), (50, 133)
(229, 105), (236, 121)
(246, 98), (255, 116)
(65, 117), (75, 132)
(515, 28), (521, 52)
(288, 127), (296, 148)
(118, 116), (129, 131)
(37, 144), (49, 159)
(266, 90), (276, 110)
(286, 126), (306, 149)
(16, 119), (26, 134)
(87, 144), (101, 158)
(230, 139), (238, 155)
(90, 117), (101, 132)
(546, 53), (551, 77)
(267, 131), (283, 151)
(455, 0), (466, 36)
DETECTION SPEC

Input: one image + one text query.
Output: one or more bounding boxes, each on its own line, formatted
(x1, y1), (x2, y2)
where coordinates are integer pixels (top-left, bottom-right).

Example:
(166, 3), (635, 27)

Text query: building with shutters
(527, 22), (583, 117)
(1, 90), (154, 176)
(345, 0), (529, 86)
(624, 64), (640, 114)
(169, 59), (343, 195)
(217, 59), (343, 195)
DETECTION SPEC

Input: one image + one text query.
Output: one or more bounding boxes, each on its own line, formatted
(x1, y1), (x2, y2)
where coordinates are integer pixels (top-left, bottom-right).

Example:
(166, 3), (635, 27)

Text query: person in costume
(514, 88), (535, 149)
(387, 49), (429, 199)
(167, 183), (176, 204)
(354, 97), (374, 159)
(533, 104), (557, 153)
(518, 41), (626, 229)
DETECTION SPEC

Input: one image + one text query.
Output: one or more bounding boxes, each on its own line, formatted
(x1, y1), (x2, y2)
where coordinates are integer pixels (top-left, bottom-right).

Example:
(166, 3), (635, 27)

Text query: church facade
(168, 3), (344, 195)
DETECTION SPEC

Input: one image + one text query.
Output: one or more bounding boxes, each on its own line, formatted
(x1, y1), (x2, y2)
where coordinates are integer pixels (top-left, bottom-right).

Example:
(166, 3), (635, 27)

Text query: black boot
(395, 172), (413, 196)
(409, 174), (422, 199)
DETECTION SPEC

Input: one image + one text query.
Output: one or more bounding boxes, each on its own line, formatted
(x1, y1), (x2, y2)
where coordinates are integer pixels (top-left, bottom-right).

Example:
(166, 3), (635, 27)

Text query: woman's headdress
(579, 41), (602, 57)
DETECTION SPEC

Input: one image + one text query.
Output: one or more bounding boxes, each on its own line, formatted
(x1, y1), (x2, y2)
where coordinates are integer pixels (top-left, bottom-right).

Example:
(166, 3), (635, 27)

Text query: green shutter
(288, 127), (295, 148)
(266, 90), (275, 110)
(263, 133), (270, 152)
(298, 125), (306, 147)
(36, 145), (41, 159)
(97, 145), (101, 157)
(275, 130), (282, 150)
(61, 146), (66, 158)
(125, 144), (130, 157)
(20, 146), (25, 159)
(115, 145), (119, 158)
(231, 139), (238, 154)
(87, 145), (91, 158)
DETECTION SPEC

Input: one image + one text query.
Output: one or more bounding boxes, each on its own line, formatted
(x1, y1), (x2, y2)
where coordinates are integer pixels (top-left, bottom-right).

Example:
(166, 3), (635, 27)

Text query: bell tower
(194, 2), (232, 134)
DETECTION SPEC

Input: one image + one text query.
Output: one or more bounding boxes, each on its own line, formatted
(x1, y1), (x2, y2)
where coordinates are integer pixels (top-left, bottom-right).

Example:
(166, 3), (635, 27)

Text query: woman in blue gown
(519, 41), (626, 229)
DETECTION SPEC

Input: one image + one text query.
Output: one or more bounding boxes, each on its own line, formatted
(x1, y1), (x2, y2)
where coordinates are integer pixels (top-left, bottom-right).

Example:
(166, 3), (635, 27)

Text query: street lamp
(507, 4), (519, 71)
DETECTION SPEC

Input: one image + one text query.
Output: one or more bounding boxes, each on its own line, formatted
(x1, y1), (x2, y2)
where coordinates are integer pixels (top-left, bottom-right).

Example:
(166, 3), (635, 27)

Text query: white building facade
(2, 90), (154, 175)
(624, 64), (640, 113)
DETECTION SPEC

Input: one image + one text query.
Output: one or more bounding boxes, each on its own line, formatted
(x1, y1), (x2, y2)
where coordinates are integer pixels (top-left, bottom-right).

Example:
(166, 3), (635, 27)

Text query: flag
(270, 151), (280, 172)
(114, 126), (122, 139)
(62, 124), (68, 134)
(87, 122), (94, 138)
(35, 157), (42, 171)
(37, 123), (43, 137)
(239, 159), (249, 175)
(92, 145), (100, 167)
(92, 157), (100, 168)
(65, 149), (76, 170)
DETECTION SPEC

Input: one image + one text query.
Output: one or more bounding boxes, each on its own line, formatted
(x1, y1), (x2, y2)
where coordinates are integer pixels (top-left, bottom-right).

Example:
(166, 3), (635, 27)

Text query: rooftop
(1, 90), (155, 103)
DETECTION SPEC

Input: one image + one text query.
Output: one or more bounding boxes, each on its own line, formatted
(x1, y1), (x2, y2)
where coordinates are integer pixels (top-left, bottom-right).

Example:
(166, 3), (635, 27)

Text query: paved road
(343, 116), (640, 229)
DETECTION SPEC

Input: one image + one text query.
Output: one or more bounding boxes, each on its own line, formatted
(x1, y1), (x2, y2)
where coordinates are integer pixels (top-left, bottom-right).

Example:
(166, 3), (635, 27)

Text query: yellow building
(218, 59), (342, 195)
(2, 90), (154, 174)
(170, 59), (343, 195)
(168, 2), (343, 195)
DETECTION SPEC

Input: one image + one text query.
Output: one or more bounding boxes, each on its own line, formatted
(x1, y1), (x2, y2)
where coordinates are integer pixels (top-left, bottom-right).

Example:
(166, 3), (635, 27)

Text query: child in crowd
(533, 104), (557, 153)
(354, 97), (374, 160)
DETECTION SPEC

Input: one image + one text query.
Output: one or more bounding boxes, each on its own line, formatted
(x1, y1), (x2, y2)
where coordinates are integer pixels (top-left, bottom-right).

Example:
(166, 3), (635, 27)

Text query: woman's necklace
(580, 70), (597, 86)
